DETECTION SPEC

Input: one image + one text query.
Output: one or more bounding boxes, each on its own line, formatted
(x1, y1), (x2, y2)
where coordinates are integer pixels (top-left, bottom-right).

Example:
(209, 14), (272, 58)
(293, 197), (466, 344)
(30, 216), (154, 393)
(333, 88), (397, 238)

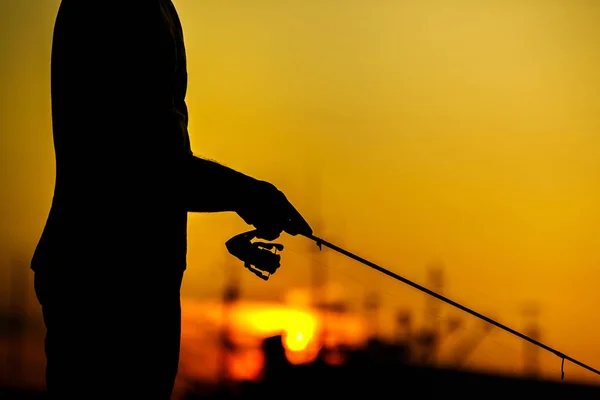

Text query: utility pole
(310, 218), (325, 314)
(363, 291), (381, 342)
(306, 170), (328, 353)
(425, 264), (444, 337)
(418, 263), (444, 365)
(521, 302), (541, 378)
(218, 253), (241, 389)
(394, 309), (413, 363)
(395, 310), (412, 342)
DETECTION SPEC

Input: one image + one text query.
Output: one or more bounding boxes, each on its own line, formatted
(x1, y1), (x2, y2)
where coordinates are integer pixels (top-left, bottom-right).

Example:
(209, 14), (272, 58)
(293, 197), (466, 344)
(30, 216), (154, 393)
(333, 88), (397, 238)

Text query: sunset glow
(2, 0), (600, 389)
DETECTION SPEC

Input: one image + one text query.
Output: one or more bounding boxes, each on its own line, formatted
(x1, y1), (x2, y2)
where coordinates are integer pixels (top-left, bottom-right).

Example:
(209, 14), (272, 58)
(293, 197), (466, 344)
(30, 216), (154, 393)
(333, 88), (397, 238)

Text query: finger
(283, 204), (313, 236)
(255, 229), (281, 241)
(255, 242), (284, 251)
(237, 212), (255, 226)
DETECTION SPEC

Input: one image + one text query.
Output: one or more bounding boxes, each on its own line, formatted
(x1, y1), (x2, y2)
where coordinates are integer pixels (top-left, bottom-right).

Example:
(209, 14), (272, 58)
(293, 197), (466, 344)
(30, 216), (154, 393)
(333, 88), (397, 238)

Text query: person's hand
(235, 179), (313, 240)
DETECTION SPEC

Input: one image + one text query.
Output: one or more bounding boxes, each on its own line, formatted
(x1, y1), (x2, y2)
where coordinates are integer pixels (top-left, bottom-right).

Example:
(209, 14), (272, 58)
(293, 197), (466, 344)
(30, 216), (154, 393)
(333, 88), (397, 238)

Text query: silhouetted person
(31, 1), (312, 399)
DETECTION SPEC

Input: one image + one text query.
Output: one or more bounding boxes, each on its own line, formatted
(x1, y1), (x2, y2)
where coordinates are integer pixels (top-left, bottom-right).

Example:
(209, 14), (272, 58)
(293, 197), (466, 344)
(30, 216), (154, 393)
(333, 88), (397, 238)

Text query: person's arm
(183, 155), (261, 213)
(69, 2), (259, 212)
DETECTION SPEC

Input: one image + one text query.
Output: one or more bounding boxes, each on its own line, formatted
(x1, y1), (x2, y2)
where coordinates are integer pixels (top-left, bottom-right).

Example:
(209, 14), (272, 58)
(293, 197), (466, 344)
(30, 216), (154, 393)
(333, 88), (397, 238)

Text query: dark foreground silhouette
(3, 335), (600, 399)
(31, 1), (311, 398)
(180, 335), (600, 400)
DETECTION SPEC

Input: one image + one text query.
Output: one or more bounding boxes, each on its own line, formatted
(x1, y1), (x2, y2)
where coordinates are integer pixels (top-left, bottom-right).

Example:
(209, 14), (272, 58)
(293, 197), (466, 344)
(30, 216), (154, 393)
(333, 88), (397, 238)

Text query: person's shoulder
(62, 0), (163, 19)
(59, 0), (164, 30)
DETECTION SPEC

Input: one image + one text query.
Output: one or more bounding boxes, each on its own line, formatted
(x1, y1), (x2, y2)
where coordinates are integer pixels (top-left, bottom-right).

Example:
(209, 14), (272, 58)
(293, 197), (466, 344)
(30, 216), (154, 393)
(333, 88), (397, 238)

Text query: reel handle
(225, 230), (284, 281)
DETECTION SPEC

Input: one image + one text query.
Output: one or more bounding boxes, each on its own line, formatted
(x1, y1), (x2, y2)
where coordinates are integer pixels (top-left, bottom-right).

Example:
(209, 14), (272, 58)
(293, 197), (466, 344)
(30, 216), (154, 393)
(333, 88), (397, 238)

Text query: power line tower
(425, 264), (444, 333)
(363, 291), (381, 342)
(450, 318), (493, 367)
(395, 310), (413, 342)
(307, 171), (328, 351)
(521, 302), (542, 378)
(218, 253), (242, 388)
(417, 263), (445, 365)
(310, 220), (326, 312)
(394, 309), (413, 363)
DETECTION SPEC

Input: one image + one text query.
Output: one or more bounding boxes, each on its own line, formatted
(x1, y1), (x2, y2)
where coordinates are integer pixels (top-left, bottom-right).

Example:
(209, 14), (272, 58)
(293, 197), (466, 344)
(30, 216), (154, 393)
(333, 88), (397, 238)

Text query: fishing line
(283, 241), (521, 369)
(302, 233), (600, 381)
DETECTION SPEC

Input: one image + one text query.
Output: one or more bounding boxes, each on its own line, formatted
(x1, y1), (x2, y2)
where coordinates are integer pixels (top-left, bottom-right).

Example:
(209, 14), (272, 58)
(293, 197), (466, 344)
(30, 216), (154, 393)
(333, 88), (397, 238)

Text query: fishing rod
(225, 229), (600, 381)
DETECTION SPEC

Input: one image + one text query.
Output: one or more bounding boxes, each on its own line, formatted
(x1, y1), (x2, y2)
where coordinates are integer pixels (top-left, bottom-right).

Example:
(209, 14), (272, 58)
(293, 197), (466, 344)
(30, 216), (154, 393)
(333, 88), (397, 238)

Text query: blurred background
(1, 0), (600, 398)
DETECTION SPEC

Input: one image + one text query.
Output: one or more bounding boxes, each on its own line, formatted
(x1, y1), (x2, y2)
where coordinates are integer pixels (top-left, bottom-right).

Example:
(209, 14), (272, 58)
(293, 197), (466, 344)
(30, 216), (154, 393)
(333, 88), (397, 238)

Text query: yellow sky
(1, 0), (599, 384)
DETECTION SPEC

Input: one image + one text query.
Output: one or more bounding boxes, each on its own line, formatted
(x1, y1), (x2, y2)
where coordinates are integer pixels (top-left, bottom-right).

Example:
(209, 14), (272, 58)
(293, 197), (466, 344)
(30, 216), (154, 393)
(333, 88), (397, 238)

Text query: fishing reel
(226, 230), (284, 281)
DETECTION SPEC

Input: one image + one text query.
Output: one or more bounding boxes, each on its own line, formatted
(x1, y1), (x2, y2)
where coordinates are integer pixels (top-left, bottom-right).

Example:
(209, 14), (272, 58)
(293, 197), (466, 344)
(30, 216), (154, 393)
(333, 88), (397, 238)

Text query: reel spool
(226, 230), (284, 281)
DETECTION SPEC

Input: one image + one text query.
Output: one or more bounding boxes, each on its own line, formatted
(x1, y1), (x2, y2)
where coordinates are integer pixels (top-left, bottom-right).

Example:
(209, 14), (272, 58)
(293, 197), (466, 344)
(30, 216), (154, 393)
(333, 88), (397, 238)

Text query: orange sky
(1, 0), (599, 386)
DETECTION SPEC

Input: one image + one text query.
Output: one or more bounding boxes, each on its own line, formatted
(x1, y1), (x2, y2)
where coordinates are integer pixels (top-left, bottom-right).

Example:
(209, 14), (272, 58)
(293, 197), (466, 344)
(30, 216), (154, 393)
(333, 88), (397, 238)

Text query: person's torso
(32, 0), (191, 272)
